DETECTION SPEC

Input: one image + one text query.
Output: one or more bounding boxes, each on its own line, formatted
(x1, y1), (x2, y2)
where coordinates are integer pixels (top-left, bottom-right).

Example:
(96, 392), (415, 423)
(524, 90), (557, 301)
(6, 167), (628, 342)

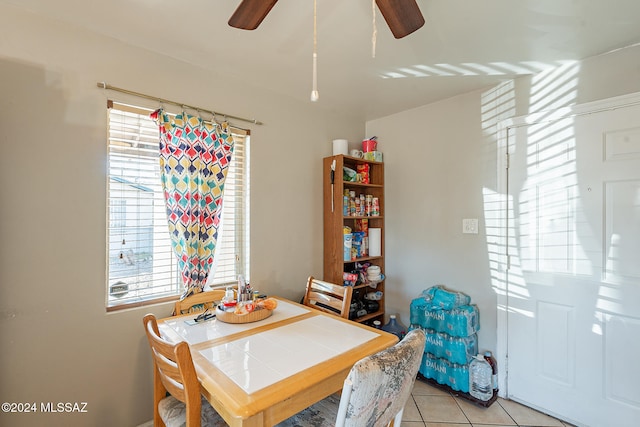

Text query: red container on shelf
(356, 163), (370, 184)
(362, 139), (377, 152)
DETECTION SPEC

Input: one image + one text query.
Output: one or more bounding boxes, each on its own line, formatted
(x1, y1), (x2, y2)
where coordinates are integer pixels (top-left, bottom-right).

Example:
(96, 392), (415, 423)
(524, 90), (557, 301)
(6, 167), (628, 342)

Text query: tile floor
(403, 380), (576, 427)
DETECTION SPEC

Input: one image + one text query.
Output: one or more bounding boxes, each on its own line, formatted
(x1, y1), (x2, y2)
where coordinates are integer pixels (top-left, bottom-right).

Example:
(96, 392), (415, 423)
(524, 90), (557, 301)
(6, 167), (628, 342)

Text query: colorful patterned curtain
(151, 109), (235, 298)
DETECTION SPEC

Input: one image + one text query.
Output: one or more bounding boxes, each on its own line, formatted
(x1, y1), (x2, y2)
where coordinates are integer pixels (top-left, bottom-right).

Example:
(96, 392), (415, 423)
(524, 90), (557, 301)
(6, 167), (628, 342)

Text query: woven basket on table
(215, 306), (273, 324)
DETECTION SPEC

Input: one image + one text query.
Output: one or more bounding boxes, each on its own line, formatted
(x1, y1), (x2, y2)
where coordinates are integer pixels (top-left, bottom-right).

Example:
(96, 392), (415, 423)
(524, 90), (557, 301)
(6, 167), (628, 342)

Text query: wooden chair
(276, 328), (426, 427)
(174, 289), (227, 316)
(302, 276), (353, 319)
(142, 314), (226, 427)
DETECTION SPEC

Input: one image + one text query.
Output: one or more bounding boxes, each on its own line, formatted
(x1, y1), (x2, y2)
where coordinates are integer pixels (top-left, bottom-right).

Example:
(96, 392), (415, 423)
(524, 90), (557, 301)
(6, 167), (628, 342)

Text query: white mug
(350, 149), (363, 158)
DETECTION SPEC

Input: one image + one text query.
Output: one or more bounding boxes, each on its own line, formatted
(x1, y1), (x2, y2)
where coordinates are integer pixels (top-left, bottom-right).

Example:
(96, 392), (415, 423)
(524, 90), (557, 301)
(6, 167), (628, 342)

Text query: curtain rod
(96, 82), (263, 126)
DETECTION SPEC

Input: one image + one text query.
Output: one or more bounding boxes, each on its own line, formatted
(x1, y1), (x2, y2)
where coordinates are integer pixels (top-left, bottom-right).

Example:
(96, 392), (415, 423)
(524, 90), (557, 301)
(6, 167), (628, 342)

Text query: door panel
(507, 102), (640, 427)
(536, 301), (575, 386)
(604, 314), (640, 407)
(605, 180), (640, 283)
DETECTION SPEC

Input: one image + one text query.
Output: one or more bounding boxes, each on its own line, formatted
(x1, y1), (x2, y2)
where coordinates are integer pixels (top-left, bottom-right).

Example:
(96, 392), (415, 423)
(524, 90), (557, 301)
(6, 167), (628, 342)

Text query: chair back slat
(306, 290), (346, 314)
(174, 289), (227, 315)
(142, 314), (203, 426)
(151, 346), (187, 400)
(303, 276), (353, 319)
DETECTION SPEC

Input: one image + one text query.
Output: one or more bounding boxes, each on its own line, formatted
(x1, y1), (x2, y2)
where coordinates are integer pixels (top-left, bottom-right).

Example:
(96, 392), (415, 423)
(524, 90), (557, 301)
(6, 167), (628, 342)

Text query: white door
(506, 100), (640, 427)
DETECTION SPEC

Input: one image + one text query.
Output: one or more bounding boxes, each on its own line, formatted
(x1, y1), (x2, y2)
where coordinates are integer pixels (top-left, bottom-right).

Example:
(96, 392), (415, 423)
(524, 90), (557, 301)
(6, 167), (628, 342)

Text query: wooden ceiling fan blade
(375, 0), (425, 39)
(228, 0), (279, 30)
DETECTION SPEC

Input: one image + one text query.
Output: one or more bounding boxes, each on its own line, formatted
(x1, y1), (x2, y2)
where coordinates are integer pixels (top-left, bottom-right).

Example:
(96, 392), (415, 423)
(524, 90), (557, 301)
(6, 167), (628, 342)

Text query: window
(106, 101), (250, 310)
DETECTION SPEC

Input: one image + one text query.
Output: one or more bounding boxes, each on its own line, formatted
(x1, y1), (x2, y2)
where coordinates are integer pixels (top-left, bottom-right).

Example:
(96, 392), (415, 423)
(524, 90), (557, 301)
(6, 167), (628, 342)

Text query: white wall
(2, 4), (639, 425)
(366, 44), (640, 354)
(366, 90), (498, 348)
(0, 5), (363, 427)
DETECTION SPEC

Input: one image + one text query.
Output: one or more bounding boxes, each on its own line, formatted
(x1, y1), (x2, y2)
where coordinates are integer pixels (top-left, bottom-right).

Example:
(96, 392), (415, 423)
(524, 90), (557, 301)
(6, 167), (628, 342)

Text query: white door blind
(106, 101), (249, 309)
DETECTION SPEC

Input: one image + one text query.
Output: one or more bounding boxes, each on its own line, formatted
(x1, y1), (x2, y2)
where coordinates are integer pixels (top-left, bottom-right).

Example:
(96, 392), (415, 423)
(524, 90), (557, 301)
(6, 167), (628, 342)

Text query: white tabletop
(199, 315), (379, 394)
(156, 298), (398, 427)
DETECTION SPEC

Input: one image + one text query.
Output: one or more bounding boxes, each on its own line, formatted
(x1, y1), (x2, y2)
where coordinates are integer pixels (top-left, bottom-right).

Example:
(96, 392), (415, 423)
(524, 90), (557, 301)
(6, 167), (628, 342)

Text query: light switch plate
(463, 218), (478, 234)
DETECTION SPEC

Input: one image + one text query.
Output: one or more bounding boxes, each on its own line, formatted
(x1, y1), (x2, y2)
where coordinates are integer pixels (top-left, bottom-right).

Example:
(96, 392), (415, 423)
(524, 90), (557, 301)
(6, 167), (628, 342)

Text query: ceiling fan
(228, 0), (425, 39)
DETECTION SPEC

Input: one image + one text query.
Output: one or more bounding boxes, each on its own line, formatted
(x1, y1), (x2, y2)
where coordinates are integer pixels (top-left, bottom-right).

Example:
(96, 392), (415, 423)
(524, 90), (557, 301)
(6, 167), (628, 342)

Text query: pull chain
(310, 0), (319, 102)
(372, 0), (377, 58)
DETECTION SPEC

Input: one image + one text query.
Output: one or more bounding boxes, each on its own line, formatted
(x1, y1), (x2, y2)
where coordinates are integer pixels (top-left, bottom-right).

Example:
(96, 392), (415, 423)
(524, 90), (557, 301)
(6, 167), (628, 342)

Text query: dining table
(157, 297), (399, 427)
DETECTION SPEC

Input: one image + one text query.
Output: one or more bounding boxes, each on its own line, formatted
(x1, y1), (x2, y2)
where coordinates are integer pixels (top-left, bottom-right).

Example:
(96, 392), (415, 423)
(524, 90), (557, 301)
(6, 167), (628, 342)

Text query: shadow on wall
(0, 58), (157, 427)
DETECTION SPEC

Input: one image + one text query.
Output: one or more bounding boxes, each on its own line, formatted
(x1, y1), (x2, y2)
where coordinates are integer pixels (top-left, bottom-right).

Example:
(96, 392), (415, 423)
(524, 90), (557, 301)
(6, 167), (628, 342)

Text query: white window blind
(106, 101), (249, 309)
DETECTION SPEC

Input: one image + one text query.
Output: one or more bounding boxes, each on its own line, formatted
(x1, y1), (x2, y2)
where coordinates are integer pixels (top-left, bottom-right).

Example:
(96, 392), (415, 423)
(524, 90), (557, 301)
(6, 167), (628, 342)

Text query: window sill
(106, 294), (179, 312)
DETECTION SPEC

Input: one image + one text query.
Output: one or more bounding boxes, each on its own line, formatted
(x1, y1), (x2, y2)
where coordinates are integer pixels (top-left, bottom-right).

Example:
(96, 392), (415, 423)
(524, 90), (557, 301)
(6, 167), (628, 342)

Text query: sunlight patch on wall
(379, 60), (576, 79)
(514, 61), (590, 277)
(505, 192), (530, 300)
(481, 80), (515, 137)
(528, 61), (580, 114)
(481, 81), (517, 302)
(482, 187), (509, 298)
(489, 60), (585, 322)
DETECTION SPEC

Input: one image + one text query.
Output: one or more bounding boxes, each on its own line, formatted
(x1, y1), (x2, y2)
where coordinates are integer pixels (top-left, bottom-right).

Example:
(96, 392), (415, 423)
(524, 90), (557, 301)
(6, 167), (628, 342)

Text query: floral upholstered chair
(277, 328), (426, 427)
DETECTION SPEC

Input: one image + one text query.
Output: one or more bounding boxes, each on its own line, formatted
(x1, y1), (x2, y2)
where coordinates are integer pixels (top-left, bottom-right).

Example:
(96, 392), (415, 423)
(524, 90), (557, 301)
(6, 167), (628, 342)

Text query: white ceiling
(5, 0), (640, 121)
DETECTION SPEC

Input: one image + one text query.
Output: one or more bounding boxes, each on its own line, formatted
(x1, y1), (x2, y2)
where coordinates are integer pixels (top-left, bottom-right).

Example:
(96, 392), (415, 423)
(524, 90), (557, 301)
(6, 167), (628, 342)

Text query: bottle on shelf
(343, 191), (349, 216)
(483, 350), (498, 390)
(469, 354), (493, 401)
(381, 314), (407, 340)
(349, 190), (356, 216)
